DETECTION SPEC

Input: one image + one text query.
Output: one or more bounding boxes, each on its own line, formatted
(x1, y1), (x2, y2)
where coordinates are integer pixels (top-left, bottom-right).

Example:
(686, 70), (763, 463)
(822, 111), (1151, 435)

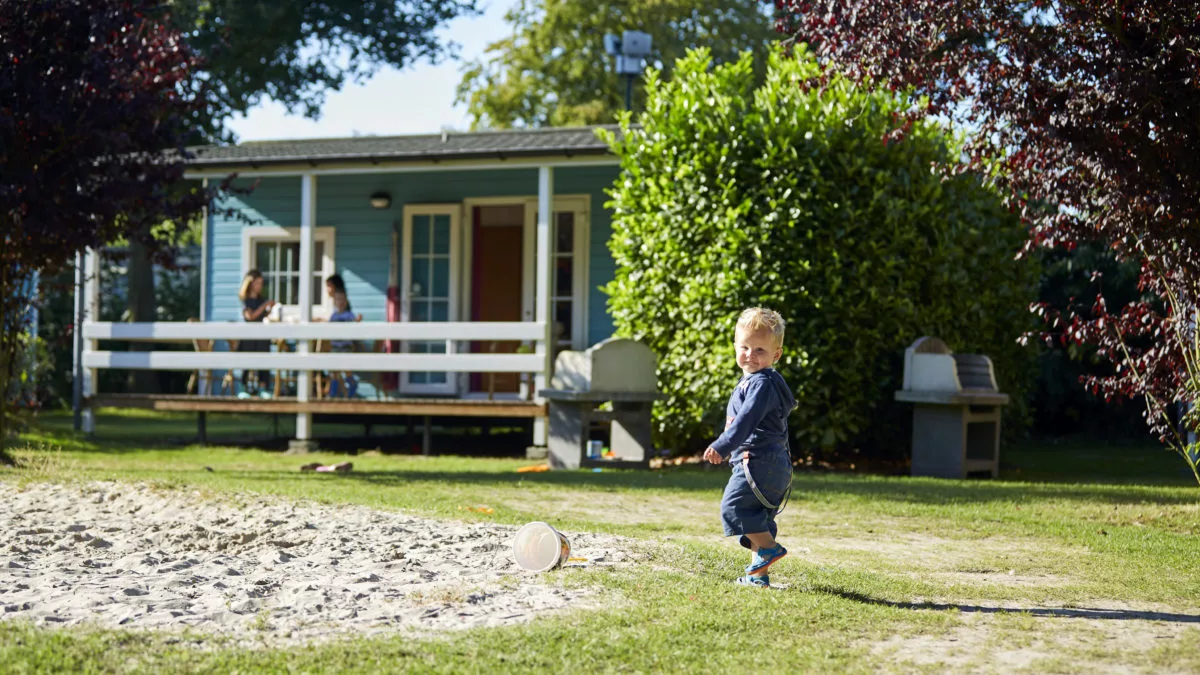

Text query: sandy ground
(0, 481), (633, 647)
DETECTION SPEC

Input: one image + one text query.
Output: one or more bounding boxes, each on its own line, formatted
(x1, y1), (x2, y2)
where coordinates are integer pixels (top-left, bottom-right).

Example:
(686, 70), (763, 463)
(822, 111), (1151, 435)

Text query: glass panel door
(401, 206), (459, 395)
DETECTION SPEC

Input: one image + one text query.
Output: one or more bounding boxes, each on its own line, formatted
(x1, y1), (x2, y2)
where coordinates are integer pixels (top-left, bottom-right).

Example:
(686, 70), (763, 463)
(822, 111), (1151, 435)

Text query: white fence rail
(81, 321), (546, 373)
(82, 321), (545, 342)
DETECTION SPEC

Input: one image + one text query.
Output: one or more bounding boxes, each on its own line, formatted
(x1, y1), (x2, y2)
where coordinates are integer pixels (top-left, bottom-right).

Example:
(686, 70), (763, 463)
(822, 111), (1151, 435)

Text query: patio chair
(312, 339), (348, 399)
(185, 318), (214, 396)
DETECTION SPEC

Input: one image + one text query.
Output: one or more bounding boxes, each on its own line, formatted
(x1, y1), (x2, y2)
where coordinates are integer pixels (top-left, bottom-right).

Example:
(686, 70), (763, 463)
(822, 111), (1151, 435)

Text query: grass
(2, 409), (1199, 673)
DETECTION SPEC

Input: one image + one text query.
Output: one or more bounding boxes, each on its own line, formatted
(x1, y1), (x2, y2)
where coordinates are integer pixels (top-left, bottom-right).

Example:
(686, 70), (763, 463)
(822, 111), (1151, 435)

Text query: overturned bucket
(512, 522), (571, 573)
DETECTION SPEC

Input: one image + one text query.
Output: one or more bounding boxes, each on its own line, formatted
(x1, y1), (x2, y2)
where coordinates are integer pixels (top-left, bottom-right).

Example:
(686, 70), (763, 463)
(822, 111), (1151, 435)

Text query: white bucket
(512, 522), (571, 573)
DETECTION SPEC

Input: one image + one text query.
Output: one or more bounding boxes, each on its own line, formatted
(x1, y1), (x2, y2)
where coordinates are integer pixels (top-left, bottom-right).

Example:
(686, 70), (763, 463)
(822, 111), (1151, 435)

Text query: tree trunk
(0, 265), (20, 465)
(126, 235), (158, 393)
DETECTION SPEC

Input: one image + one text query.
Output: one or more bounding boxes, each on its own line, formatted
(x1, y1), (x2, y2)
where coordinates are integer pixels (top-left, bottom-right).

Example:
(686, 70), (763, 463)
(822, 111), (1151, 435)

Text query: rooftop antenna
(603, 30), (652, 113)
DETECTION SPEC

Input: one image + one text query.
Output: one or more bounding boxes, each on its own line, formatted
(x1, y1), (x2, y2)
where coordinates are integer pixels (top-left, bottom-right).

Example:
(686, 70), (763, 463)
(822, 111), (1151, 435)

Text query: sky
(225, 1), (518, 143)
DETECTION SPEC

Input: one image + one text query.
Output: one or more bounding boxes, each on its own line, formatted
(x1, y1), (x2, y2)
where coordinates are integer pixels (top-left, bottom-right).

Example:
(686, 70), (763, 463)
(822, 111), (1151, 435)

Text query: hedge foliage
(600, 48), (1039, 457)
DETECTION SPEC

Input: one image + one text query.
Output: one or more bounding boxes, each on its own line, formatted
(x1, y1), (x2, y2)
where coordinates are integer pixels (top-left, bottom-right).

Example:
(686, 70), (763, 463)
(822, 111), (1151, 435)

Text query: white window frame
(241, 226), (336, 319)
(543, 196), (590, 352)
(401, 204), (462, 395)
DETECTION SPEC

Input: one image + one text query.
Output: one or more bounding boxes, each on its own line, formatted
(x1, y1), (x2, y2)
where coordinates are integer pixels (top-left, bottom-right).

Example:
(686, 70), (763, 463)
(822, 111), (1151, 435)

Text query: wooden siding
(206, 166), (618, 346)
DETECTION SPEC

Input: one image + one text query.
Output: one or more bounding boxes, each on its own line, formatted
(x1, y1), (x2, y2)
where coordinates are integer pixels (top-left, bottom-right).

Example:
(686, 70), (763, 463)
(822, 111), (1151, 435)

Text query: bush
(600, 48), (1039, 458)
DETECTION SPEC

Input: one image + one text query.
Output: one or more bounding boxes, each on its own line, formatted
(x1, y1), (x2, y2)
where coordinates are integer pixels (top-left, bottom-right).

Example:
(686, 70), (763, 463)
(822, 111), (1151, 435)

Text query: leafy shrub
(600, 48), (1039, 458)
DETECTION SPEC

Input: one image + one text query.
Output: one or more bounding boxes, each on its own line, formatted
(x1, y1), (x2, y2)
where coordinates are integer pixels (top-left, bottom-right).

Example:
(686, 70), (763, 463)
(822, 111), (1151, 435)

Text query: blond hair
(736, 307), (785, 348)
(238, 269), (263, 301)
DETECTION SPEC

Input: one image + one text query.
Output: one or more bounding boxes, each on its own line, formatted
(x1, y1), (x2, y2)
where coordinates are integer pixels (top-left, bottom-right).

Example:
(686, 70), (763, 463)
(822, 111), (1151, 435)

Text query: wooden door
(472, 215), (524, 393)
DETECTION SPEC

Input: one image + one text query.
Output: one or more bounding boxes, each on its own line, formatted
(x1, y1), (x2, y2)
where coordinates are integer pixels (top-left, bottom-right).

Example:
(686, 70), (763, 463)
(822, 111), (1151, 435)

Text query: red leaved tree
(0, 0), (225, 461)
(775, 1), (1200, 481)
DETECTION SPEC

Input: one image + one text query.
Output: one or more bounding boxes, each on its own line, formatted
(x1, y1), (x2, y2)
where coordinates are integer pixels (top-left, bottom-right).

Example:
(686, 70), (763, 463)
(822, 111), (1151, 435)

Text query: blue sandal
(746, 544), (787, 575)
(734, 575), (770, 588)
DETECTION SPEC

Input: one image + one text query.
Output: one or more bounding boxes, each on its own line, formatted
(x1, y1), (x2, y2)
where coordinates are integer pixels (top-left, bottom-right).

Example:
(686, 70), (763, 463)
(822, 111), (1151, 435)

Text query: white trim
(534, 167), (554, 447)
(401, 204), (461, 395)
(84, 321), (546, 342)
(83, 351), (544, 373)
(199, 178), (209, 321)
(551, 196), (590, 350)
(184, 155), (618, 180)
(81, 249), (99, 434)
(240, 225), (336, 318)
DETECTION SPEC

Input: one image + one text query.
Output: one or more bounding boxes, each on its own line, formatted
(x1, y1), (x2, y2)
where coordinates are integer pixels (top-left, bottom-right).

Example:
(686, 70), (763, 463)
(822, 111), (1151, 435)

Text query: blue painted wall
(206, 165), (618, 346)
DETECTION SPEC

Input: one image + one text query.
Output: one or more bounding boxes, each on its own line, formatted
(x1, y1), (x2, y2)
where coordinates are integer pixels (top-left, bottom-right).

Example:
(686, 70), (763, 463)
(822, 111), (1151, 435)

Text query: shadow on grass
(816, 586), (1200, 624)
(271, 467), (1200, 506)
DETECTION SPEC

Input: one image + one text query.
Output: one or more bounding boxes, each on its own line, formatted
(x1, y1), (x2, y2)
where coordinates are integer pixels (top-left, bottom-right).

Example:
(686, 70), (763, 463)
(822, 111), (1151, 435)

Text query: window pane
(255, 243), (274, 272)
(555, 257), (572, 297)
(555, 213), (574, 253)
(429, 372), (447, 384)
(285, 275), (299, 306)
(280, 243), (299, 274)
(554, 300), (572, 341)
(313, 275), (323, 300)
(413, 215), (431, 254)
(314, 242), (325, 272)
(413, 301), (429, 322)
(259, 273), (276, 302)
(433, 215), (451, 255)
(412, 259), (430, 298)
(430, 302), (448, 322)
(432, 260), (449, 297)
(410, 372), (428, 384)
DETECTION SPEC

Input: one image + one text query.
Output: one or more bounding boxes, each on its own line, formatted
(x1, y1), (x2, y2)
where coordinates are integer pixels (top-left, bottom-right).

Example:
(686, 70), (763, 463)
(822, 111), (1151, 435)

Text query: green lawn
(3, 410), (1199, 673)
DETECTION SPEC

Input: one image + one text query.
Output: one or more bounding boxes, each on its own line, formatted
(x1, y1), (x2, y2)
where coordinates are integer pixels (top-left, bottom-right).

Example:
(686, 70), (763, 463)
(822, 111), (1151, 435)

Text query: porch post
(292, 173), (316, 451)
(71, 251), (84, 431)
(533, 166), (554, 446)
(81, 248), (100, 435)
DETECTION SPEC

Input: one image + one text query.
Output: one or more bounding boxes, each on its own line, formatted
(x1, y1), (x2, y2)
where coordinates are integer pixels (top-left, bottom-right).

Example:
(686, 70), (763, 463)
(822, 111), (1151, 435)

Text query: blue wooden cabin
(80, 126), (625, 450)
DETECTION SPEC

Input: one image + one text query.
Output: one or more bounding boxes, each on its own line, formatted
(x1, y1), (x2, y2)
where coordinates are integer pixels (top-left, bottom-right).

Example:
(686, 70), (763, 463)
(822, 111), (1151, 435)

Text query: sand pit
(0, 481), (633, 646)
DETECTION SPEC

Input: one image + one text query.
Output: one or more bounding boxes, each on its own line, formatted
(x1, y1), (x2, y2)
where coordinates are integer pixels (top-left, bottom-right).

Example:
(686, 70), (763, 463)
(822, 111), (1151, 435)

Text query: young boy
(703, 307), (796, 588)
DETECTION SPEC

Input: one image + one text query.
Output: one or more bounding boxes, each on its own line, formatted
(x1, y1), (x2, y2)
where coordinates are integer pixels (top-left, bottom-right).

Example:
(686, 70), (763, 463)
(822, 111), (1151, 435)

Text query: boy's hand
(702, 447), (722, 464)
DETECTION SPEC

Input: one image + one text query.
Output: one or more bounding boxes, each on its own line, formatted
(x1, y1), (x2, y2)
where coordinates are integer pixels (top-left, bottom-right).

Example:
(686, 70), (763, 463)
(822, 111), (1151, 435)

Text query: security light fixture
(603, 30), (652, 111)
(369, 191), (391, 209)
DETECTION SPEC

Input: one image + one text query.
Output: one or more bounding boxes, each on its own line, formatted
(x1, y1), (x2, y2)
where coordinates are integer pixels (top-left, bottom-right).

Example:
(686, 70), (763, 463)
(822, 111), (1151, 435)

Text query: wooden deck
(89, 394), (546, 418)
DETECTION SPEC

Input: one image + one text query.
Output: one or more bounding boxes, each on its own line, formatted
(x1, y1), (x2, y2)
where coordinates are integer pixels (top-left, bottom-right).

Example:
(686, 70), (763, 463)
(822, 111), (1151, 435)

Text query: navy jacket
(710, 368), (796, 462)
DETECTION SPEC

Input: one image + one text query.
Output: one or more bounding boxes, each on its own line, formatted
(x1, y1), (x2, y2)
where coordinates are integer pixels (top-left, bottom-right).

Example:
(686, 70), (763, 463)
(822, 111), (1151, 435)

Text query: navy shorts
(720, 449), (792, 538)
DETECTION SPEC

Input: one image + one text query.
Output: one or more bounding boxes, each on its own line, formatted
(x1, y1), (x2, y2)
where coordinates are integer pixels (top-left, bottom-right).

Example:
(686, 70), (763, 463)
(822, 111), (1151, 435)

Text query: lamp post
(604, 31), (652, 112)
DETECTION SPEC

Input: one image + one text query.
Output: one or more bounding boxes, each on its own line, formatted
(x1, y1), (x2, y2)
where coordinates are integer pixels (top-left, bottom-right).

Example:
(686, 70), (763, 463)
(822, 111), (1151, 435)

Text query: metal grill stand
(894, 337), (1010, 479)
(539, 338), (661, 470)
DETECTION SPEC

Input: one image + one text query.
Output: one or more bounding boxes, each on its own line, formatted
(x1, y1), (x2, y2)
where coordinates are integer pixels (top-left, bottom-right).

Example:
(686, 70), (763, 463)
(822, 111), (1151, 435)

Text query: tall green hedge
(600, 48), (1039, 457)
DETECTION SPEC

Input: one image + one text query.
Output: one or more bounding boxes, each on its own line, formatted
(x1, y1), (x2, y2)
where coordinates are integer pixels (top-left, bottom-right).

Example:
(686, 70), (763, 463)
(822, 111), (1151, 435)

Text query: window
(553, 211), (577, 351)
(241, 227), (336, 315)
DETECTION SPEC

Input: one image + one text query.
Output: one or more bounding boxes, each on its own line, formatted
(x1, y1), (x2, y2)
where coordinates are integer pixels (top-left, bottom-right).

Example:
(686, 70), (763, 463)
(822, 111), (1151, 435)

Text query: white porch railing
(81, 321), (547, 373)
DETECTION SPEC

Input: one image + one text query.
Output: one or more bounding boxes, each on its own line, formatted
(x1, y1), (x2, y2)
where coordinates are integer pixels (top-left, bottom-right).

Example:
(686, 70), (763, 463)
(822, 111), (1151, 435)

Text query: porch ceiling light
(369, 191), (391, 209)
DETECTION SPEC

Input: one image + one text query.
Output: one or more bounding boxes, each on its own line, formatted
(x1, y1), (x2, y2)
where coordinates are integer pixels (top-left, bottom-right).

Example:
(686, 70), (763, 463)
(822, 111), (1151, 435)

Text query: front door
(401, 204), (460, 395)
(470, 205), (525, 394)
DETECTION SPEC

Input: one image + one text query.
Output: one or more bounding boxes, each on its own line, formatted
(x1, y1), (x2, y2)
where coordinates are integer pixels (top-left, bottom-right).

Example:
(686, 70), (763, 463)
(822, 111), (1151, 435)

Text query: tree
(116, 1), (480, 363)
(0, 0), (226, 462)
(775, 1), (1200, 482)
(170, 0), (480, 143)
(601, 48), (1037, 457)
(456, 0), (778, 129)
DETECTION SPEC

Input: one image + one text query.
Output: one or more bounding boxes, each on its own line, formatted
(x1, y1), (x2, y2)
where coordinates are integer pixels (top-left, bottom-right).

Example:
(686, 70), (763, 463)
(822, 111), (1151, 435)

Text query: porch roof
(187, 125), (619, 170)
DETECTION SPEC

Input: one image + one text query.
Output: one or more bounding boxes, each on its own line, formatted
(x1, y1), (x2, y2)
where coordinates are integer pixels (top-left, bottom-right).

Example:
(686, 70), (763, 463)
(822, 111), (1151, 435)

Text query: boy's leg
(744, 532), (777, 551)
(744, 530), (787, 577)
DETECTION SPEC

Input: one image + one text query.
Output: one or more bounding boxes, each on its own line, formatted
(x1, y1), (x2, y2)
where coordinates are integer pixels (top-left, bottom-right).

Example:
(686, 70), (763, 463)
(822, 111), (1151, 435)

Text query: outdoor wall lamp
(369, 191), (391, 209)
